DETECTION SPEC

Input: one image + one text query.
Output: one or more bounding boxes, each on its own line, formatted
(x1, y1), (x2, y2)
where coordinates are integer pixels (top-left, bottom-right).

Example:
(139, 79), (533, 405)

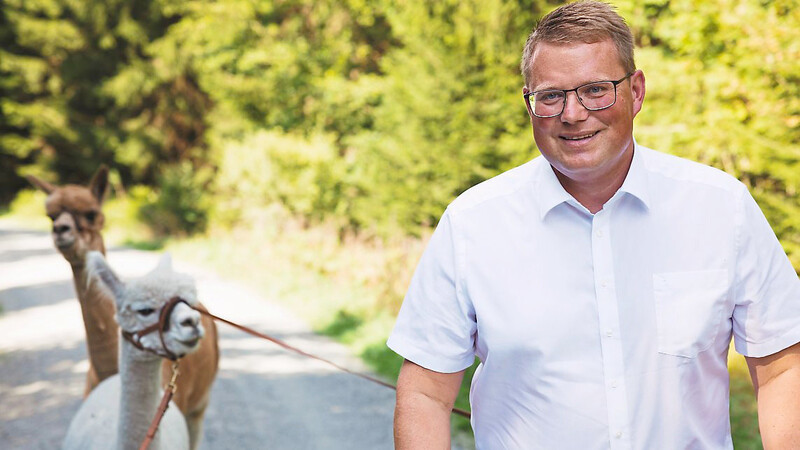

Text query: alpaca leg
(83, 365), (100, 397)
(83, 376), (93, 398)
(185, 406), (207, 450)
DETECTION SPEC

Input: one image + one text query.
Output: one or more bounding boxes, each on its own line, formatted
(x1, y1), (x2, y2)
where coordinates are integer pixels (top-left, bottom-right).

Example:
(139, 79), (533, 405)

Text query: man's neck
(554, 147), (634, 214)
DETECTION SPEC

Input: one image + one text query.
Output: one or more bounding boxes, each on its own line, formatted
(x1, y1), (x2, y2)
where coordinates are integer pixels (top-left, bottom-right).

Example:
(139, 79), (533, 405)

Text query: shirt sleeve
(731, 186), (800, 357)
(387, 208), (477, 373)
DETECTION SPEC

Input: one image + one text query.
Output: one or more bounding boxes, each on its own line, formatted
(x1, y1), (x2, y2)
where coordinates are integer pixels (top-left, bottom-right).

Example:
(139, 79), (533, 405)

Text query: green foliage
(138, 162), (212, 237)
(106, 0), (550, 236)
(2, 189), (51, 230)
(337, 0), (544, 235)
(0, 0), (209, 194)
(101, 184), (162, 247)
(4, 0), (798, 256)
(213, 131), (346, 229)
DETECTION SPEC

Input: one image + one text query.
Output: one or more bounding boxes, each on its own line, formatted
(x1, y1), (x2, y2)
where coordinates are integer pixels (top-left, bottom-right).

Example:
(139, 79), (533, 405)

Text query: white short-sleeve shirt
(387, 143), (800, 449)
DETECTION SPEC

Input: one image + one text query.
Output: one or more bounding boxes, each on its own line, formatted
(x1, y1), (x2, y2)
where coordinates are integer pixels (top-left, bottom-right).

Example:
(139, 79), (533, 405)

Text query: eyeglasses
(524, 72), (634, 118)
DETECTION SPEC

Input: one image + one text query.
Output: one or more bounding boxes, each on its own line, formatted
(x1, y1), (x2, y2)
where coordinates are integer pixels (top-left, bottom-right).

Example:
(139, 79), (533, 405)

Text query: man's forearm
(394, 360), (465, 449)
(394, 391), (453, 449)
(757, 366), (800, 449)
(748, 342), (800, 449)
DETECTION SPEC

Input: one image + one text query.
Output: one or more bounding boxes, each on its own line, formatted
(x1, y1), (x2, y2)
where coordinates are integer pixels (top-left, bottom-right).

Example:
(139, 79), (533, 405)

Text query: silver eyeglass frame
(524, 71), (635, 118)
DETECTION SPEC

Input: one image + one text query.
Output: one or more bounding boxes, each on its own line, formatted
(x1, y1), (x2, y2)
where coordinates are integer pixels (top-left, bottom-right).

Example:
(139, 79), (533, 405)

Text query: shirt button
(615, 431), (623, 439)
(601, 280), (608, 288)
(596, 229), (604, 237)
(605, 329), (613, 337)
(610, 380), (617, 388)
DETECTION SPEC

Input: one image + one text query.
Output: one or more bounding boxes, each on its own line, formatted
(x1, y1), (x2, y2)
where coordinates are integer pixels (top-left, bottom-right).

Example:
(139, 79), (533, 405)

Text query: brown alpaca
(27, 167), (219, 449)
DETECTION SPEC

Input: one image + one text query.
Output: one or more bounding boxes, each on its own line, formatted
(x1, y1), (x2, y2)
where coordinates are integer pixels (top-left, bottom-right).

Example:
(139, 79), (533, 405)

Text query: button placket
(591, 210), (631, 449)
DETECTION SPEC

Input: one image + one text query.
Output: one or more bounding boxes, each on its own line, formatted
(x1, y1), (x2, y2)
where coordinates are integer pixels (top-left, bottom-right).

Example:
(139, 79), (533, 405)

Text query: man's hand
(746, 341), (800, 449)
(394, 359), (466, 449)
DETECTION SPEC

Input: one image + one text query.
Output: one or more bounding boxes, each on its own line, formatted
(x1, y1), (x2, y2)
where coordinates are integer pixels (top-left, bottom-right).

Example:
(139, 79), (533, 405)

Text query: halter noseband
(121, 296), (190, 361)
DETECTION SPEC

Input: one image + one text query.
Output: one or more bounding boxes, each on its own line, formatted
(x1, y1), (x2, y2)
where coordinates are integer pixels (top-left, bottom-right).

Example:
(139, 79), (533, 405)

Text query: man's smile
(559, 130), (599, 141)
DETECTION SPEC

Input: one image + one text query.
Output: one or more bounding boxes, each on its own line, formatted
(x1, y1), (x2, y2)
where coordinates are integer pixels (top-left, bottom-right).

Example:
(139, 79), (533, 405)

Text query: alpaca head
(27, 166), (109, 265)
(87, 251), (205, 360)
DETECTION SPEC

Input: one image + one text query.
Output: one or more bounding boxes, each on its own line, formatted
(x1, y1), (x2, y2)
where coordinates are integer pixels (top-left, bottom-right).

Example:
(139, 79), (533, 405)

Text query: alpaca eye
(85, 211), (97, 223)
(137, 308), (155, 316)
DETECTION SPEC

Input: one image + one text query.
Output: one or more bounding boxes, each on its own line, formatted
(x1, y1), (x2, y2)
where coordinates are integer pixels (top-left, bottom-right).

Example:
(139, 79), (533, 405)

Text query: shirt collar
(535, 140), (651, 219)
(535, 157), (575, 220)
(616, 140), (651, 210)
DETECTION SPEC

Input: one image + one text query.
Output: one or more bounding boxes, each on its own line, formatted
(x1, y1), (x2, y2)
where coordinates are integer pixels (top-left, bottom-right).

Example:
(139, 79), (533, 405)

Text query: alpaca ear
(87, 251), (124, 299)
(26, 175), (56, 194)
(89, 165), (109, 205)
(154, 253), (173, 273)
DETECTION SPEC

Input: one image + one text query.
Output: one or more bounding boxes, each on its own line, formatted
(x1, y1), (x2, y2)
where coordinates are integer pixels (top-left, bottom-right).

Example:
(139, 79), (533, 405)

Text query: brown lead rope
(139, 361), (180, 450)
(194, 307), (472, 419)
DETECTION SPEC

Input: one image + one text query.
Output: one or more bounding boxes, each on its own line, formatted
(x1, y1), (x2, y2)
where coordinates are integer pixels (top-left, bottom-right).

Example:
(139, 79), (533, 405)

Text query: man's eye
(137, 308), (155, 316)
(584, 84), (609, 96)
(536, 91), (563, 104)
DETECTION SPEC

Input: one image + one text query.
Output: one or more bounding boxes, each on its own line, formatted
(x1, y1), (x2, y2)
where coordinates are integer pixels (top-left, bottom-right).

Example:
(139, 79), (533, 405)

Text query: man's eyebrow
(532, 78), (610, 92)
(529, 80), (559, 91)
(531, 84), (558, 92)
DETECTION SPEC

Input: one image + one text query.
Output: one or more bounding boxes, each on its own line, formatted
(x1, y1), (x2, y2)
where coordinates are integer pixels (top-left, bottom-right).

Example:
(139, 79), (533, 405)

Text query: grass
(1, 195), (762, 447)
(729, 351), (762, 449)
(121, 238), (166, 251)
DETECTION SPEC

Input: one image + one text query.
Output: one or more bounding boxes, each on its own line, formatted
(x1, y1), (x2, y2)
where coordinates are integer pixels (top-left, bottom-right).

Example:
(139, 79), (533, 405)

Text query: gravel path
(0, 222), (396, 449)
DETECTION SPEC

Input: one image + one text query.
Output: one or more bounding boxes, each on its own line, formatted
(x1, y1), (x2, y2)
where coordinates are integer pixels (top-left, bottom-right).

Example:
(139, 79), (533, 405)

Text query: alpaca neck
(118, 339), (164, 450)
(72, 261), (119, 382)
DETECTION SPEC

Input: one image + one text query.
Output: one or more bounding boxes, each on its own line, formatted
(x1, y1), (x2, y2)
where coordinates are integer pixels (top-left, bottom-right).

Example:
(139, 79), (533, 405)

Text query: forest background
(1, 0), (798, 447)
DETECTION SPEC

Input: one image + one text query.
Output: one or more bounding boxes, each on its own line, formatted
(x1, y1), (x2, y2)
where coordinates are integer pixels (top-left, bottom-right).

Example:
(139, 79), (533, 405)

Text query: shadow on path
(0, 280), (76, 313)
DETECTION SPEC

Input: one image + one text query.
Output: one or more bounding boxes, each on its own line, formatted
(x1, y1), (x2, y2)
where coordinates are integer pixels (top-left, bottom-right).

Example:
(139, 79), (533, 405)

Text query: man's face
(524, 39), (645, 187)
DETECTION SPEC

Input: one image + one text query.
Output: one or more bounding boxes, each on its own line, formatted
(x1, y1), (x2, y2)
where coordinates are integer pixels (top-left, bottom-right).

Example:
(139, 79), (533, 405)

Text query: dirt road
(0, 223), (395, 449)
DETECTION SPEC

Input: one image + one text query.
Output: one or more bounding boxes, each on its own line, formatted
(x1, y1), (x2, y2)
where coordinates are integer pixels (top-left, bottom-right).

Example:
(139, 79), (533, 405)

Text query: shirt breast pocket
(653, 270), (729, 359)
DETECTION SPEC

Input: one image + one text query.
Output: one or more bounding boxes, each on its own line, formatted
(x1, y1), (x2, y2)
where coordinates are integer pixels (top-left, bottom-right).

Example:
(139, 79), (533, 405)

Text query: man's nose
(560, 91), (589, 123)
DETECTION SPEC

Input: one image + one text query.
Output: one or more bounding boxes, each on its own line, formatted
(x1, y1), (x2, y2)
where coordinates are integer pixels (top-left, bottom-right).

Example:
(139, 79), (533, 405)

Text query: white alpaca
(63, 252), (205, 450)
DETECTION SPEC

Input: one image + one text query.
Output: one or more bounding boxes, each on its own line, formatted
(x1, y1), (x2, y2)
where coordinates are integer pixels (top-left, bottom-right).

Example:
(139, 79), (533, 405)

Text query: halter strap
(121, 296), (189, 361)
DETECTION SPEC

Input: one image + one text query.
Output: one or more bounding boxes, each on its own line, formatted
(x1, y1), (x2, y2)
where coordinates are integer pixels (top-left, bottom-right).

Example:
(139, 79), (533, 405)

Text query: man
(387, 1), (800, 449)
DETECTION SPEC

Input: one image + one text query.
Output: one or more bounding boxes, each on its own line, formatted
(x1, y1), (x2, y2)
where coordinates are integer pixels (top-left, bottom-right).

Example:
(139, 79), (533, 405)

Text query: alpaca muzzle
(121, 296), (191, 361)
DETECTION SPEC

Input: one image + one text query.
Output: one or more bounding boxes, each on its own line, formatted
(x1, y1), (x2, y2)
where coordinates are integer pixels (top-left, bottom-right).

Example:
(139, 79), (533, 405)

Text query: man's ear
(88, 165), (109, 205)
(26, 175), (56, 194)
(522, 86), (535, 120)
(630, 69), (646, 118)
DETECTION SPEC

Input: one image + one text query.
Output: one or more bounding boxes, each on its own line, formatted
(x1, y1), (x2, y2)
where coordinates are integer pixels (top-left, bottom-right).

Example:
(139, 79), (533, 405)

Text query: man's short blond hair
(521, 1), (635, 86)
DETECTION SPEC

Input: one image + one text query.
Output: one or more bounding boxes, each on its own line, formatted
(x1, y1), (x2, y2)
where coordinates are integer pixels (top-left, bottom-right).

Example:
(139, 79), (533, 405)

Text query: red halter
(121, 296), (190, 361)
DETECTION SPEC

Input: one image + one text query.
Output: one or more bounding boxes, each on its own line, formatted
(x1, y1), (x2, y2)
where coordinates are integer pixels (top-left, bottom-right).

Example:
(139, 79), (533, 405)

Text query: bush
(213, 131), (344, 228)
(138, 162), (212, 237)
(102, 185), (159, 247)
(2, 189), (51, 230)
